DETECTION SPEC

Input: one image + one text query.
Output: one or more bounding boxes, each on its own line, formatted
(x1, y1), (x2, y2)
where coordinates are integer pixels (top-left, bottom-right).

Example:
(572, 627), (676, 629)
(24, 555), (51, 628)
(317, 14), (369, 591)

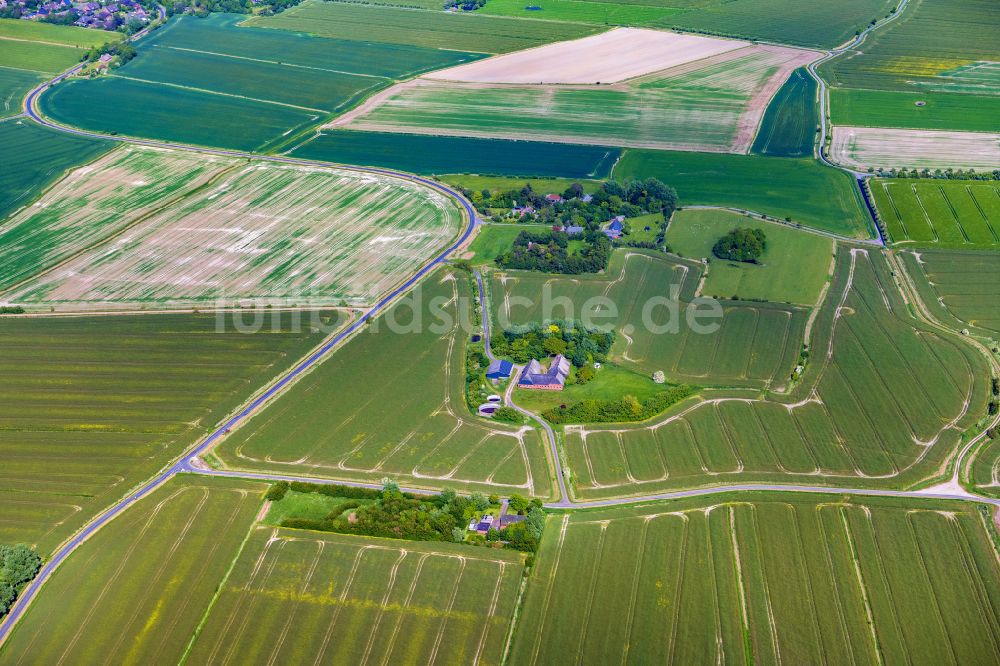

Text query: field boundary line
(109, 73), (330, 113)
(177, 501), (265, 664)
(159, 45), (391, 80)
(836, 506), (885, 666)
(0, 34), (86, 49)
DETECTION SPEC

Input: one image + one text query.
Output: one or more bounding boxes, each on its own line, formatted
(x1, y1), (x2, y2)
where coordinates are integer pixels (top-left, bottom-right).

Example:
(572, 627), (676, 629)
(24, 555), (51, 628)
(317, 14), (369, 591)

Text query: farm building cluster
(1, 0), (151, 30)
(518, 354), (570, 390)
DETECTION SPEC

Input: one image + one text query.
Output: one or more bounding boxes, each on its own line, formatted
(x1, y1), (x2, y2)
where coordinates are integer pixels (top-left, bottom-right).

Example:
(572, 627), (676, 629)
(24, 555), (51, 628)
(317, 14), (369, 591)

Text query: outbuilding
(486, 358), (514, 380)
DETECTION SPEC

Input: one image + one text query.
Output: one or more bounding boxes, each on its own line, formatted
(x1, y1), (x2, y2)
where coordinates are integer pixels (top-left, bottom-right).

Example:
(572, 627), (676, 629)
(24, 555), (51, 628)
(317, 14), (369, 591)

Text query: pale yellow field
(831, 126), (1000, 171)
(422, 27), (745, 85)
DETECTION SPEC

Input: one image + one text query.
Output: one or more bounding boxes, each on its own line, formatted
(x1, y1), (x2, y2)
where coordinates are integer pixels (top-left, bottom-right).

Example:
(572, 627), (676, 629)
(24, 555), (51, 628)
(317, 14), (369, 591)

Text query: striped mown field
(899, 248), (1000, 337)
(510, 493), (1000, 665)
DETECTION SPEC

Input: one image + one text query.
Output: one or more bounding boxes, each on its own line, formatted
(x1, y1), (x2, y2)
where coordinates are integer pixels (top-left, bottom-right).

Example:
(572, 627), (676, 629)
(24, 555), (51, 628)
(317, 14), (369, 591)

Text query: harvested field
(665, 209), (834, 305)
(340, 44), (818, 154)
(511, 493), (1000, 664)
(0, 118), (112, 219)
(900, 248), (1000, 337)
(0, 311), (340, 554)
(870, 178), (1000, 249)
(0, 476), (268, 663)
(423, 27), (744, 85)
(185, 528), (523, 664)
(489, 250), (807, 389)
(562, 247), (991, 498)
(4, 145), (463, 310)
(831, 126), (1000, 171)
(215, 271), (553, 497)
(244, 0), (601, 54)
(289, 130), (620, 178)
(614, 149), (872, 238)
(0, 145), (233, 295)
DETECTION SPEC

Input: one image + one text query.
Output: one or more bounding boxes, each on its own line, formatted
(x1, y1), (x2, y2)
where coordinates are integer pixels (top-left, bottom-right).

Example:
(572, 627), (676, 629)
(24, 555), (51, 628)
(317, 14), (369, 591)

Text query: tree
(652, 370), (666, 384)
(508, 494), (529, 514)
(713, 228), (766, 263)
(543, 336), (567, 356)
(575, 364), (595, 384)
(452, 527), (466, 543)
(470, 492), (490, 511)
(488, 494), (500, 504)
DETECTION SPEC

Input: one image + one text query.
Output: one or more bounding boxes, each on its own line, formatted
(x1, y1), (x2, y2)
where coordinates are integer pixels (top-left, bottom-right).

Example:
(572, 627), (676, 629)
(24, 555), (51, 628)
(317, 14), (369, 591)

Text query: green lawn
(614, 149), (872, 239)
(830, 88), (1000, 132)
(467, 224), (552, 265)
(263, 490), (375, 524)
(666, 209), (834, 305)
(513, 363), (662, 414)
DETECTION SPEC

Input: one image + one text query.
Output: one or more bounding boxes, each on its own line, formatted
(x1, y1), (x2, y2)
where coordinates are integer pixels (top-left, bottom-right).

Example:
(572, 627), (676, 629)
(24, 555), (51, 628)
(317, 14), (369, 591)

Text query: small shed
(486, 358), (513, 379)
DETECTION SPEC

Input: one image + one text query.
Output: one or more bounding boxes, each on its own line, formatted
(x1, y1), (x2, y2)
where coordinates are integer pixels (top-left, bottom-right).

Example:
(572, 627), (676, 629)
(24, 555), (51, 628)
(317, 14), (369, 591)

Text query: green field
(0, 476), (268, 663)
(490, 250), (808, 389)
(870, 178), (1000, 249)
(562, 247), (991, 498)
(2, 145), (464, 310)
(0, 312), (339, 554)
(245, 0), (602, 53)
(443, 175), (604, 197)
(0, 118), (112, 219)
(185, 528), (524, 664)
(0, 17), (116, 48)
(290, 130), (621, 178)
(751, 68), (817, 158)
(36, 13), (485, 152)
(0, 18), (105, 73)
(215, 271), (553, 497)
(831, 88), (1000, 132)
(467, 224), (552, 265)
(822, 0), (1000, 92)
(478, 0), (681, 25)
(666, 209), (834, 305)
(347, 47), (808, 154)
(0, 66), (41, 117)
(615, 149), (872, 238)
(511, 493), (1000, 664)
(40, 75), (323, 152)
(514, 363), (664, 414)
(900, 248), (1000, 336)
(969, 438), (1000, 498)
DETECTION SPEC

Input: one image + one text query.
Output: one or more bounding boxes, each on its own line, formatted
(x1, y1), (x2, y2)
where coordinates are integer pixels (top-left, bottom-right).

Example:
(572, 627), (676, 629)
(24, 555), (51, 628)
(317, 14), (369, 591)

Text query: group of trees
(84, 41), (137, 65)
(443, 0), (486, 9)
(166, 0), (300, 17)
(495, 229), (612, 274)
(490, 320), (614, 369)
(463, 177), (678, 227)
(713, 228), (766, 263)
(272, 481), (545, 552)
(868, 167), (1000, 181)
(0, 545), (42, 617)
(543, 385), (694, 424)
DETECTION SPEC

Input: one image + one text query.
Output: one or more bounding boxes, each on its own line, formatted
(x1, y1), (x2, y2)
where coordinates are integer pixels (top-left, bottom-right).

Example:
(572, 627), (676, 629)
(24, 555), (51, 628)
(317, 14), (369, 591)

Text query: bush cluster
(543, 385), (694, 424)
(496, 228), (612, 274)
(491, 320), (614, 368)
(0, 545), (42, 617)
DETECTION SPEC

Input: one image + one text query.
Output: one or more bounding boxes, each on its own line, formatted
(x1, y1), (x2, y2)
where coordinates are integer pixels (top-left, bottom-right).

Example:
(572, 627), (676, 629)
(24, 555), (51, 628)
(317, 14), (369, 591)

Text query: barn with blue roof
(486, 359), (514, 380)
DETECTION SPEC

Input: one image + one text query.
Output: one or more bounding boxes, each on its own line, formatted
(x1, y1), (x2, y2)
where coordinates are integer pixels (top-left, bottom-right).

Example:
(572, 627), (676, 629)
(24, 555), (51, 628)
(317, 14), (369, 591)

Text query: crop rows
(0, 477), (268, 663)
(872, 178), (1000, 249)
(186, 528), (523, 665)
(0, 312), (337, 553)
(564, 248), (990, 498)
(216, 272), (552, 497)
(511, 495), (1000, 664)
(901, 248), (1000, 336)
